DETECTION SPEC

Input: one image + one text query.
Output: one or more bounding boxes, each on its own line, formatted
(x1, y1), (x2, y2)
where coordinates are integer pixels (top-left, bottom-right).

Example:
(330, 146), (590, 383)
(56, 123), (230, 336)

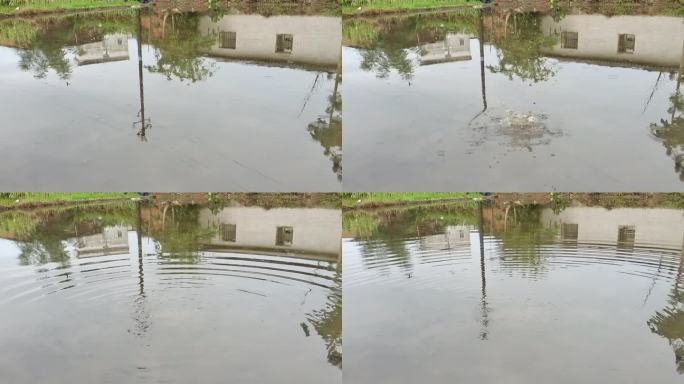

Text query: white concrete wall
(75, 33), (130, 65)
(420, 33), (472, 65)
(420, 225), (472, 250)
(540, 15), (684, 67)
(74, 225), (130, 256)
(540, 207), (684, 249)
(199, 206), (341, 256)
(198, 14), (341, 67)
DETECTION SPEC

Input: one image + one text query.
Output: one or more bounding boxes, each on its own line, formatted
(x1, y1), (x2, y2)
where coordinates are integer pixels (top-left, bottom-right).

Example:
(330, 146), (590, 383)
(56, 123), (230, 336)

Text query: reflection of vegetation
(0, 9), (217, 83)
(305, 265), (342, 368)
(18, 38), (73, 80)
(359, 41), (415, 80)
(651, 71), (684, 181)
(491, 204), (557, 276)
(145, 11), (217, 83)
(346, 9), (558, 83)
(345, 10), (479, 81)
(487, 12), (558, 83)
(0, 203), (136, 266)
(344, 202), (478, 239)
(147, 203), (217, 262)
(0, 19), (36, 46)
(342, 18), (379, 48)
(549, 192), (570, 214)
(0, 10), (137, 80)
(307, 70), (342, 181)
(0, 201), (222, 266)
(343, 210), (380, 238)
(648, 254), (684, 374)
(345, 203), (478, 274)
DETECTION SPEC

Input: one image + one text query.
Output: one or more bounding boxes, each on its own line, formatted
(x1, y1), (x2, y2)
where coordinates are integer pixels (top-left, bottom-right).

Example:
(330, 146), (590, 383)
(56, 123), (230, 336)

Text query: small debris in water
(470, 110), (562, 152)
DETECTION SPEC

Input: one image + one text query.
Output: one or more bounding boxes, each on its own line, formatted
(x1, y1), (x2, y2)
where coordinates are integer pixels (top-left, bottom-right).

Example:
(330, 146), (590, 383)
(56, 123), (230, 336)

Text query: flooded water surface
(0, 200), (341, 383)
(344, 200), (684, 383)
(343, 7), (684, 190)
(0, 8), (341, 190)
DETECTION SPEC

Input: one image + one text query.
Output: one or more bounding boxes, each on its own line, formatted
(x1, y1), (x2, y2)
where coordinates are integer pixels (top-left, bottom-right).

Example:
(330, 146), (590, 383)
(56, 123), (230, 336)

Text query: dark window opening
(219, 31), (237, 49)
(276, 226), (294, 246)
(561, 223), (579, 241)
(561, 31), (578, 49)
(618, 225), (636, 247)
(618, 34), (635, 54)
(276, 34), (294, 54)
(219, 223), (237, 242)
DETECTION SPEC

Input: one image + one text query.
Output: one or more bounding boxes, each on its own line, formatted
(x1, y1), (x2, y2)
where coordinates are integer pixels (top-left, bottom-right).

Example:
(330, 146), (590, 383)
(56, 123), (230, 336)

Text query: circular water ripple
(345, 233), (684, 289)
(0, 237), (339, 305)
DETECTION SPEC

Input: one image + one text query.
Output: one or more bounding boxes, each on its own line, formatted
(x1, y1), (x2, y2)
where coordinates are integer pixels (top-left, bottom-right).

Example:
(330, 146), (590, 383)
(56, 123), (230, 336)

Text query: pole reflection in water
(135, 9), (151, 140)
(478, 200), (489, 341)
(132, 200), (150, 336)
(475, 8), (488, 120)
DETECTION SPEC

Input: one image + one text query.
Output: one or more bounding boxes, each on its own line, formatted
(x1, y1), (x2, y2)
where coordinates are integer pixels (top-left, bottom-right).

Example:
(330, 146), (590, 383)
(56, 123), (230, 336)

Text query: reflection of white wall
(199, 207), (341, 257)
(75, 225), (130, 257)
(75, 33), (130, 65)
(540, 15), (684, 67)
(540, 207), (684, 249)
(420, 225), (472, 250)
(420, 33), (472, 65)
(198, 14), (341, 67)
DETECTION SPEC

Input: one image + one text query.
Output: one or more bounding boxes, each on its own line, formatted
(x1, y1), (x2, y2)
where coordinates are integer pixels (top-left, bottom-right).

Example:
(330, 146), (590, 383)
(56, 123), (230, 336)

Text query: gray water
(0, 9), (342, 190)
(344, 202), (684, 383)
(343, 10), (684, 191)
(0, 201), (342, 383)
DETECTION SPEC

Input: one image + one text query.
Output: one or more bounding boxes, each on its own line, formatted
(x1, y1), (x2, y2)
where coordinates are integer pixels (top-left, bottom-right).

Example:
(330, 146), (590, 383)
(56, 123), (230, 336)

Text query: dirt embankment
(151, 192), (341, 209)
(0, 193), (341, 212)
(0, 197), (132, 212)
(495, 192), (684, 209)
(0, 4), (139, 19)
(343, 4), (475, 18)
(343, 197), (479, 210)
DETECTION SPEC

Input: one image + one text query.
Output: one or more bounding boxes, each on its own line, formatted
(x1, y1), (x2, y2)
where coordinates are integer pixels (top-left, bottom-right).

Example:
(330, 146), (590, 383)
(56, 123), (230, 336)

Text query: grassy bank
(342, 192), (480, 208)
(341, 0), (479, 15)
(0, 193), (341, 210)
(0, 0), (132, 16)
(0, 192), (135, 209)
(152, 192), (341, 209)
(493, 192), (684, 209)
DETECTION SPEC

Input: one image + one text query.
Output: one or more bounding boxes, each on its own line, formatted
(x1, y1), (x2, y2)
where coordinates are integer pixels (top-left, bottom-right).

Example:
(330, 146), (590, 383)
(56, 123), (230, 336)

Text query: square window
(618, 225), (636, 245)
(618, 34), (635, 54)
(219, 31), (237, 49)
(276, 34), (294, 54)
(561, 223), (578, 241)
(561, 31), (578, 49)
(276, 226), (293, 246)
(219, 223), (237, 242)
